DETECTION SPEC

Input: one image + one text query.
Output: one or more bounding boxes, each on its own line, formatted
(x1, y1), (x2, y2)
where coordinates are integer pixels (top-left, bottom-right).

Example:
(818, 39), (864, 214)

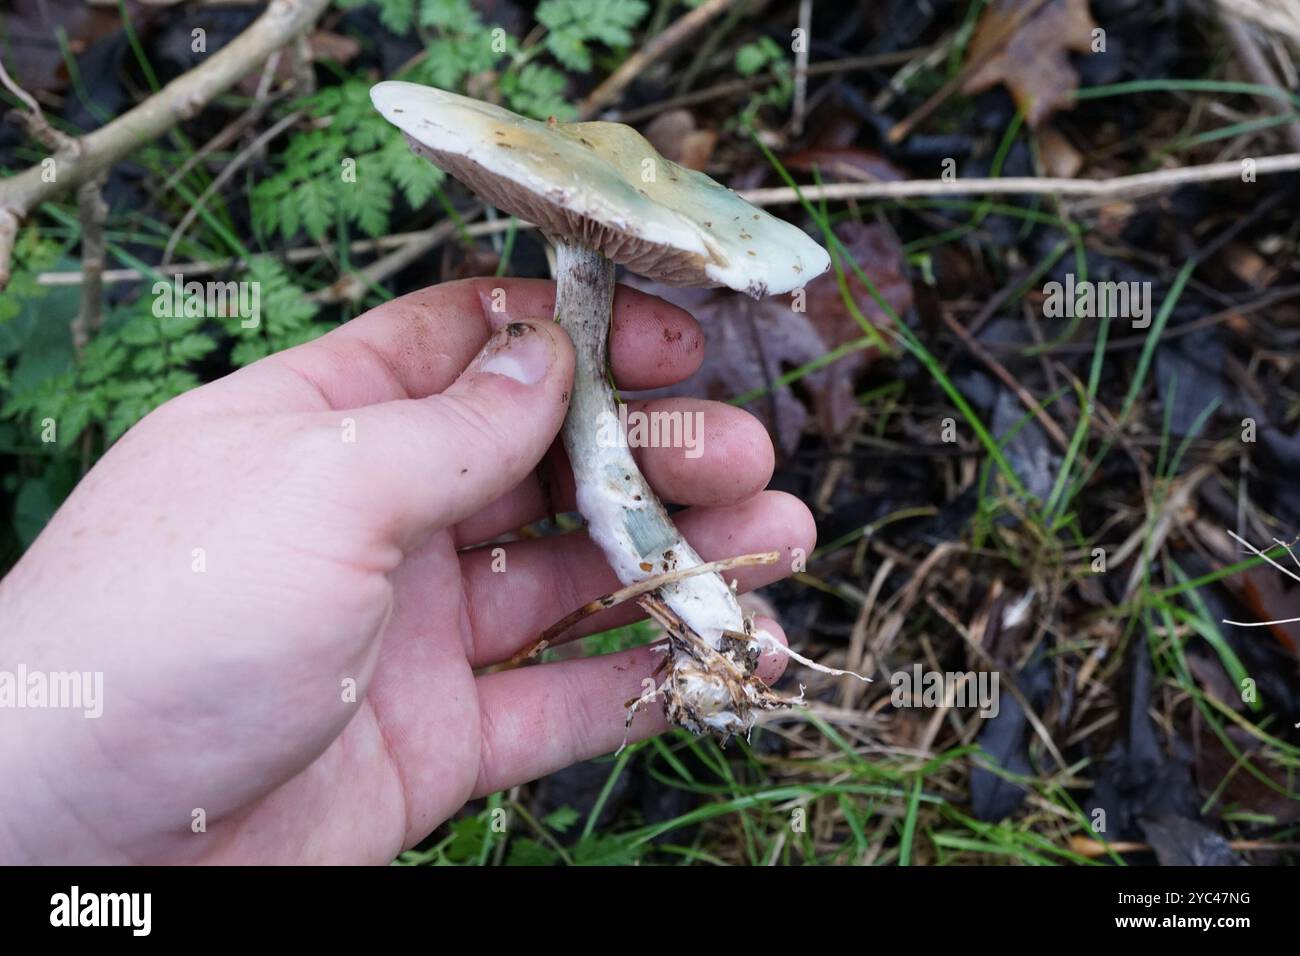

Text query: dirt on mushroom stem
(551, 240), (793, 741)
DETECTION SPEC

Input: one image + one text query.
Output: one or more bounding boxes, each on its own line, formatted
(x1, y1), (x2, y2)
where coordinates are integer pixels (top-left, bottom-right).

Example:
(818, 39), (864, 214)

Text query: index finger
(229, 278), (704, 412)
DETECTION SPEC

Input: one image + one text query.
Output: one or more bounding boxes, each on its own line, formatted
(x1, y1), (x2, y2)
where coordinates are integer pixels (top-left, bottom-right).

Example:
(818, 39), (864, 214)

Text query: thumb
(331, 319), (575, 542)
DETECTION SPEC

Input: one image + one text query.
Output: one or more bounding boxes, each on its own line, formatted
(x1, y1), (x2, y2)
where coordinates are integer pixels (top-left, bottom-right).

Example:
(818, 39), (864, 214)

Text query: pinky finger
(470, 618), (790, 798)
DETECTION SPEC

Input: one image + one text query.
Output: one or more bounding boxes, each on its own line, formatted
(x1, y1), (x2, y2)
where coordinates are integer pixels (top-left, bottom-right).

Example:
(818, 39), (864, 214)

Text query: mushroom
(370, 82), (831, 739)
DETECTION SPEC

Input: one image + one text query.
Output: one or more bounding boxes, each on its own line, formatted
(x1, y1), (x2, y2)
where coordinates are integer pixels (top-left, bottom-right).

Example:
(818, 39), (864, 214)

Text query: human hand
(0, 279), (814, 864)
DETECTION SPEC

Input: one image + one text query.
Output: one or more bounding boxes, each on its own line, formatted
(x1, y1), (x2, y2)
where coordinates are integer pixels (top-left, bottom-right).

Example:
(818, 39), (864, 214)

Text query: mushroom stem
(553, 240), (778, 738)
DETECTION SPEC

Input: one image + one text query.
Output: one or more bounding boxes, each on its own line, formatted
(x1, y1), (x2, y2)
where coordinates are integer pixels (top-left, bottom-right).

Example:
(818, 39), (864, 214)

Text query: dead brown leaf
(627, 221), (911, 454)
(641, 109), (717, 171)
(1196, 725), (1300, 825)
(783, 146), (907, 184)
(962, 0), (1098, 127)
(1036, 125), (1084, 178)
(803, 221), (913, 356)
(1233, 566), (1300, 658)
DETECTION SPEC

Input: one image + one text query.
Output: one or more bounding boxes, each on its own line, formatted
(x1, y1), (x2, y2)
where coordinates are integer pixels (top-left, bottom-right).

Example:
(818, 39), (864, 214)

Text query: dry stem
(512, 551), (780, 665)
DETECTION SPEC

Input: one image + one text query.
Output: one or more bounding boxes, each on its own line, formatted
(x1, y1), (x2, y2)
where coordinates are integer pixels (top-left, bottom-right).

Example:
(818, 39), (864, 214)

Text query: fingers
(218, 279), (703, 414)
(451, 397), (775, 547)
(294, 319), (575, 548)
(470, 617), (790, 798)
(459, 491), (816, 667)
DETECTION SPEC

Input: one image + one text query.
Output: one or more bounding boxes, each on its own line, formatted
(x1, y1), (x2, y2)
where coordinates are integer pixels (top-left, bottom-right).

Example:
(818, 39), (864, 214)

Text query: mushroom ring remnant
(371, 81), (832, 740)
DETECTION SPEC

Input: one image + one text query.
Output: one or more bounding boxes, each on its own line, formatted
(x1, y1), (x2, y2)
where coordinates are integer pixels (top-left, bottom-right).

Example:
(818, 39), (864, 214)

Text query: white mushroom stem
(553, 240), (779, 737)
(553, 240), (747, 644)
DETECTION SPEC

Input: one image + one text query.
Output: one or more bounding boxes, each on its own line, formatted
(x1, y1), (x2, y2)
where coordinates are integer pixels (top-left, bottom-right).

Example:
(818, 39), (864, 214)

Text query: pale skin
(0, 279), (814, 864)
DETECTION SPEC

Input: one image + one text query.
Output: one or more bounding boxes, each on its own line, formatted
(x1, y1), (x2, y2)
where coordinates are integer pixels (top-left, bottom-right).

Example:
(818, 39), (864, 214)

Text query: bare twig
(1211, 0), (1300, 46)
(0, 0), (331, 291)
(71, 175), (109, 354)
(579, 0), (736, 118)
(739, 152), (1300, 204)
(613, 49), (927, 124)
(1071, 835), (1300, 858)
(1219, 10), (1300, 151)
(162, 110), (304, 264)
(37, 152), (1300, 290)
(939, 307), (1079, 462)
(510, 551), (780, 664)
(307, 207), (485, 304)
(0, 56), (45, 120)
(791, 0), (811, 136)
(160, 49), (290, 195)
(0, 57), (79, 288)
(0, 210), (17, 288)
(0, 54), (76, 152)
(1227, 530), (1300, 585)
(36, 220), (499, 287)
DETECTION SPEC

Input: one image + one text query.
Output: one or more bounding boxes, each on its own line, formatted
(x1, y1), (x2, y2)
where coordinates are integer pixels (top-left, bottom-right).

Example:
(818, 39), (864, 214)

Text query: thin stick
(71, 175), (109, 354)
(37, 153), (1300, 289)
(0, 62), (41, 118)
(37, 218), (492, 288)
(1212, 0), (1300, 46)
(0, 57), (77, 289)
(1219, 10), (1300, 151)
(306, 211), (482, 304)
(162, 110), (303, 264)
(1228, 529), (1300, 585)
(791, 0), (811, 136)
(161, 51), (290, 193)
(510, 550), (780, 664)
(580, 0), (736, 117)
(939, 308), (1078, 460)
(1222, 615), (1300, 627)
(738, 152), (1300, 204)
(613, 50), (928, 124)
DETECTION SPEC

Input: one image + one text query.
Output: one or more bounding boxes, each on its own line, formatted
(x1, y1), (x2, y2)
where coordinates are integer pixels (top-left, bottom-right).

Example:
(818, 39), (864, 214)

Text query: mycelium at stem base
(552, 240), (792, 740)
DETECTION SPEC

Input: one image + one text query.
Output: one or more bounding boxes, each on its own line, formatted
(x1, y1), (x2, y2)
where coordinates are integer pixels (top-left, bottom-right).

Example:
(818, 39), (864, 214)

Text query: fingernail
(477, 321), (555, 385)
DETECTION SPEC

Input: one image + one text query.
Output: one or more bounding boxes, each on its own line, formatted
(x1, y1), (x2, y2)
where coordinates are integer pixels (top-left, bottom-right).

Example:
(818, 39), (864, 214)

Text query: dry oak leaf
(962, 0), (1098, 128)
(627, 222), (911, 455)
(642, 109), (718, 171)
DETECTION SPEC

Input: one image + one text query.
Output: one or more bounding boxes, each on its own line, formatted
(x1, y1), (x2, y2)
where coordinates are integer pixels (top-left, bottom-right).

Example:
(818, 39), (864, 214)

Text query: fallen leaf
(1036, 125), (1084, 178)
(1195, 725), (1300, 825)
(1139, 813), (1244, 866)
(1231, 565), (1300, 657)
(624, 283), (841, 455)
(641, 109), (717, 171)
(627, 221), (911, 454)
(803, 221), (912, 358)
(1222, 241), (1277, 289)
(444, 245), (501, 281)
(239, 30), (362, 95)
(962, 0), (1098, 127)
(783, 146), (907, 184)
